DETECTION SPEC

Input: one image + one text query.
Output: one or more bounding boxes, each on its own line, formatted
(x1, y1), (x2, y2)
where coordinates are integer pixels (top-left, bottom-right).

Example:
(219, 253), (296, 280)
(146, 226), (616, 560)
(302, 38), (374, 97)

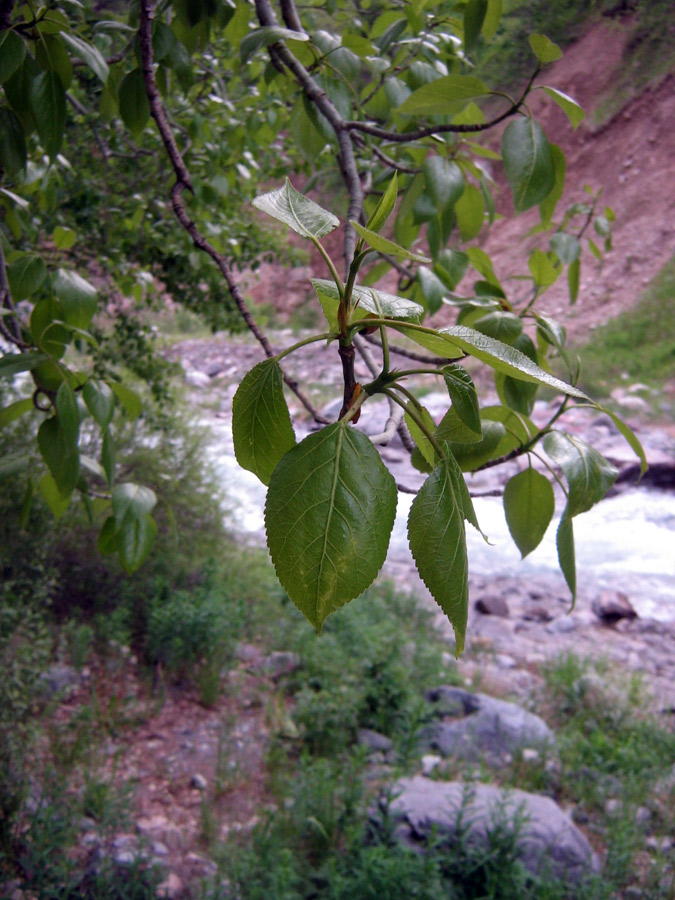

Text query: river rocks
(591, 590), (638, 623)
(475, 595), (510, 617)
(419, 686), (554, 762)
(378, 775), (600, 884)
(358, 729), (393, 752)
(259, 651), (301, 680)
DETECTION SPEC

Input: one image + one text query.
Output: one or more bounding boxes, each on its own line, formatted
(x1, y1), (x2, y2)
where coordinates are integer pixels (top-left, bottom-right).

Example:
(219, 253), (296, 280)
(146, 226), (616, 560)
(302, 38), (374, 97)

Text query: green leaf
(483, 0), (503, 40)
(435, 407), (482, 445)
(38, 473), (71, 520)
(542, 86), (584, 129)
(109, 381), (142, 419)
(102, 427), (115, 486)
(0, 398), (33, 429)
(53, 268), (98, 329)
(417, 267), (446, 314)
(0, 31), (25, 84)
(423, 157), (464, 213)
(30, 298), (69, 358)
(56, 381), (79, 446)
(501, 118), (555, 213)
(60, 31), (110, 83)
(118, 514), (157, 574)
(265, 423), (397, 631)
(97, 515), (118, 555)
(568, 257), (580, 304)
(112, 482), (157, 522)
(455, 183), (485, 241)
(529, 33), (563, 64)
(436, 249), (469, 289)
(0, 107), (27, 176)
(528, 248), (559, 289)
(0, 351), (47, 379)
(366, 172), (398, 234)
(118, 67), (150, 135)
(464, 0), (488, 51)
(593, 405), (647, 477)
(404, 403), (437, 468)
(232, 359), (296, 486)
(503, 467), (554, 557)
(408, 459), (468, 654)
(473, 311), (523, 345)
(253, 178), (339, 240)
(550, 232), (580, 265)
(30, 70), (66, 159)
(543, 431), (617, 517)
(52, 225), (77, 250)
(438, 325), (587, 397)
(37, 416), (79, 495)
(556, 514), (576, 599)
(351, 221), (431, 263)
(442, 364), (481, 435)
(7, 253), (47, 300)
(241, 25), (309, 64)
(397, 75), (488, 116)
(446, 420), (507, 471)
(312, 279), (423, 329)
(83, 380), (115, 428)
(539, 143), (566, 226)
(392, 325), (467, 360)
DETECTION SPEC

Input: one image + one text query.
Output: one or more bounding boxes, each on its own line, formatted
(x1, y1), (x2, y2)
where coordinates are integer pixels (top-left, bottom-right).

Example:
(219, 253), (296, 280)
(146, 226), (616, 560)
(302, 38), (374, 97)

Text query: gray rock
(421, 688), (554, 760)
(40, 664), (79, 698)
(381, 776), (600, 884)
(475, 595), (510, 617)
(546, 616), (577, 634)
(425, 686), (481, 717)
(591, 590), (637, 623)
(190, 773), (208, 791)
(358, 729), (393, 752)
(260, 651), (301, 680)
(185, 369), (212, 388)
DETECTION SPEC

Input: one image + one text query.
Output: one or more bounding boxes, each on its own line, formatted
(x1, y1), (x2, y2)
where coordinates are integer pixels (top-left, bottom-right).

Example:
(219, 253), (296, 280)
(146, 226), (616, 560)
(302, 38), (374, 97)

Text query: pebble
(190, 773), (208, 791)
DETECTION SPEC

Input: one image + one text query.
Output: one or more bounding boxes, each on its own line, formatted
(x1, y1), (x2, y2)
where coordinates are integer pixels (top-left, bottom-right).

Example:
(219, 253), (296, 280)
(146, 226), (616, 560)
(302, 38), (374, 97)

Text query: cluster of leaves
(0, 0), (646, 649)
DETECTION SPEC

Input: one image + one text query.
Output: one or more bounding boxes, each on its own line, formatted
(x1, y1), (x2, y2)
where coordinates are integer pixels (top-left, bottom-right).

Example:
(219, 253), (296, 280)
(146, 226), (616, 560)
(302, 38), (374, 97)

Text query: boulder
(380, 776), (600, 884)
(420, 687), (554, 761)
(475, 595), (510, 617)
(591, 591), (637, 623)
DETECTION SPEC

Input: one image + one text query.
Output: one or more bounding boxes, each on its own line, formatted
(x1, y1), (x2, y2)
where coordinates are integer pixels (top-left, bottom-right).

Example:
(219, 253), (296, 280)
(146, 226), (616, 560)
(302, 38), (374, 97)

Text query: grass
(575, 257), (675, 414)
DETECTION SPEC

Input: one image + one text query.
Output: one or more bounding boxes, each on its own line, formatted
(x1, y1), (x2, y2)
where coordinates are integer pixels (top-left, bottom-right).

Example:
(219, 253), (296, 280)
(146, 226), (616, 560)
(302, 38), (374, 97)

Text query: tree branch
(138, 0), (327, 424)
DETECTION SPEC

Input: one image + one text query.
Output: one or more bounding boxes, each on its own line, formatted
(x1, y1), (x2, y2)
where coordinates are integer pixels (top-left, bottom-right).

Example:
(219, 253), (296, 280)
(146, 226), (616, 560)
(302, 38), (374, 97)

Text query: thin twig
(137, 0), (327, 424)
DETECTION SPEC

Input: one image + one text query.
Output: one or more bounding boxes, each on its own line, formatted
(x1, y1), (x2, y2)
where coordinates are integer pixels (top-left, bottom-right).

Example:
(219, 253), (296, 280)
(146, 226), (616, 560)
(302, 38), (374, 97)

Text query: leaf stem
(384, 385), (445, 460)
(276, 332), (338, 362)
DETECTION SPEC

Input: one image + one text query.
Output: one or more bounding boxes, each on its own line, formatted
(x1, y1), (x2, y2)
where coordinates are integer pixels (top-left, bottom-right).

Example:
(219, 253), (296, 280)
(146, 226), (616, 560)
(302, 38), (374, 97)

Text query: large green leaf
(265, 423), (397, 631)
(481, 405), (537, 457)
(550, 232), (580, 265)
(472, 311), (523, 345)
(408, 459), (468, 654)
(240, 25), (309, 64)
(30, 70), (66, 159)
(404, 402), (437, 468)
(253, 179), (339, 240)
(435, 407), (482, 445)
(0, 31), (25, 84)
(455, 183), (485, 241)
(351, 221), (431, 263)
(56, 381), (80, 447)
(501, 118), (554, 213)
(0, 398), (33, 429)
(423, 157), (464, 213)
(464, 0), (488, 51)
(0, 351), (47, 379)
(556, 513), (576, 598)
(83, 380), (115, 428)
(442, 364), (481, 435)
(529, 33), (563, 65)
(117, 513), (157, 574)
(38, 473), (71, 521)
(417, 267), (446, 314)
(37, 415), (79, 496)
(542, 86), (584, 129)
(438, 325), (586, 397)
(312, 279), (423, 330)
(118, 67), (150, 135)
(60, 31), (110, 83)
(446, 419), (507, 471)
(232, 358), (296, 486)
(593, 405), (647, 477)
(543, 431), (617, 517)
(397, 75), (487, 116)
(539, 143), (566, 226)
(112, 482), (157, 522)
(7, 253), (47, 300)
(109, 381), (142, 419)
(391, 324), (467, 359)
(53, 269), (98, 329)
(503, 467), (554, 557)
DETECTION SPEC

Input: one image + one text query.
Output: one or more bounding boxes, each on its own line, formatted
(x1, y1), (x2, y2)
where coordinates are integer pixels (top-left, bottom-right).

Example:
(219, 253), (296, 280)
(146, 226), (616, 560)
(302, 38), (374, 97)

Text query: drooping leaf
(102, 427), (115, 486)
(117, 513), (157, 574)
(0, 351), (47, 379)
(464, 0), (488, 51)
(503, 467), (555, 557)
(253, 178), (340, 240)
(0, 398), (33, 429)
(568, 257), (580, 304)
(37, 416), (79, 495)
(0, 31), (25, 84)
(232, 358), (296, 486)
(83, 380), (115, 428)
(30, 70), (66, 159)
(542, 86), (584, 129)
(423, 157), (464, 213)
(543, 431), (618, 517)
(265, 423), (397, 631)
(396, 75), (488, 116)
(417, 267), (446, 314)
(528, 33), (563, 64)
(436, 249), (469, 289)
(556, 513), (576, 599)
(550, 232), (580, 265)
(7, 253), (47, 300)
(0, 106), (27, 176)
(501, 118), (555, 213)
(112, 482), (157, 522)
(118, 67), (150, 135)
(455, 183), (485, 241)
(56, 381), (79, 446)
(366, 172), (398, 234)
(472, 311), (523, 345)
(53, 268), (98, 329)
(528, 248), (559, 289)
(109, 381), (142, 419)
(240, 25), (309, 63)
(60, 31), (110, 83)
(593, 405), (647, 477)
(445, 419), (507, 471)
(404, 402), (437, 468)
(351, 221), (431, 263)
(38, 473), (71, 520)
(442, 364), (481, 435)
(408, 459), (468, 654)
(539, 143), (566, 226)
